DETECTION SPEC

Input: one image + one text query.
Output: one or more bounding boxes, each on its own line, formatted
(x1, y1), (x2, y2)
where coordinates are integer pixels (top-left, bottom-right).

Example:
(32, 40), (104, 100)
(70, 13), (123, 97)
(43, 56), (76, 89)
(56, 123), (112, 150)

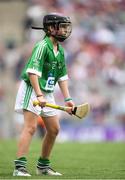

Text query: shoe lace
(47, 167), (56, 173)
(38, 166), (56, 172)
(19, 167), (29, 174)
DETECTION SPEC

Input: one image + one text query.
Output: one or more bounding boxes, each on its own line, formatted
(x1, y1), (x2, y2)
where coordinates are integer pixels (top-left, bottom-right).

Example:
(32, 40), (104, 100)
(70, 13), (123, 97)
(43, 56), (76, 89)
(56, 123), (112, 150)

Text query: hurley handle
(33, 101), (67, 111)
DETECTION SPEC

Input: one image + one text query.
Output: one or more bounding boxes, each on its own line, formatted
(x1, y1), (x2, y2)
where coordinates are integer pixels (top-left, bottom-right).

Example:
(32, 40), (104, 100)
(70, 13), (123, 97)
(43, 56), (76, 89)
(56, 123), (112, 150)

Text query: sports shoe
(36, 167), (62, 176)
(13, 168), (31, 176)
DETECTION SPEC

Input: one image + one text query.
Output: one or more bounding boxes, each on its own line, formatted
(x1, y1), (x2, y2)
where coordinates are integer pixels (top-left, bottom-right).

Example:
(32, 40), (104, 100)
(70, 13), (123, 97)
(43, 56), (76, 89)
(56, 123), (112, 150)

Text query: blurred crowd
(0, 0), (125, 138)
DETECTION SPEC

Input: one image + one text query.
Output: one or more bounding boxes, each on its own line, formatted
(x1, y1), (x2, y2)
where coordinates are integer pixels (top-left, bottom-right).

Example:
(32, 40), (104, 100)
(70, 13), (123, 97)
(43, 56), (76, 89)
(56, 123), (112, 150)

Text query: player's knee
(27, 125), (37, 135)
(54, 127), (60, 136)
(48, 126), (60, 137)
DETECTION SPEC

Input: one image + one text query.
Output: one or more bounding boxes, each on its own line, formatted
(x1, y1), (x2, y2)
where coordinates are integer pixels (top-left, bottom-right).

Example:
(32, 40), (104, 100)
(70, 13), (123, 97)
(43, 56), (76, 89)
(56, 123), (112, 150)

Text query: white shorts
(15, 80), (57, 117)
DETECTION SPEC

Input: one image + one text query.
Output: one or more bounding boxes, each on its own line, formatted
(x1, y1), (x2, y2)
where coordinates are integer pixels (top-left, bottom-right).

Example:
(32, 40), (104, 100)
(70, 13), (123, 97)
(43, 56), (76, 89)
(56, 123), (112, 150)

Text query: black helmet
(32, 13), (72, 42)
(43, 13), (72, 42)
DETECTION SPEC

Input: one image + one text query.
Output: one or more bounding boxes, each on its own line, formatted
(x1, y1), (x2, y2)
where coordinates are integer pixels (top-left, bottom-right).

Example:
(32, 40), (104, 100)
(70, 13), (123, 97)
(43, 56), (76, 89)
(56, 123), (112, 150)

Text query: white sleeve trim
(58, 74), (69, 81)
(26, 68), (42, 77)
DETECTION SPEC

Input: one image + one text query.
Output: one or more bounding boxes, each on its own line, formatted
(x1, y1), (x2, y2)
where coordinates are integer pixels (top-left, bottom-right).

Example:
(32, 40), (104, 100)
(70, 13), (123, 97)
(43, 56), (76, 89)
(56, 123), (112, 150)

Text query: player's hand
(65, 100), (75, 115)
(37, 96), (47, 108)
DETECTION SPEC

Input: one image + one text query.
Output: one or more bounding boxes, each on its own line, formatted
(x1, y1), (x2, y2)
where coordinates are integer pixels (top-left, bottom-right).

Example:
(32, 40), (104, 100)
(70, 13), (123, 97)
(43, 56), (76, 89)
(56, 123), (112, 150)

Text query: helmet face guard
(51, 22), (72, 42)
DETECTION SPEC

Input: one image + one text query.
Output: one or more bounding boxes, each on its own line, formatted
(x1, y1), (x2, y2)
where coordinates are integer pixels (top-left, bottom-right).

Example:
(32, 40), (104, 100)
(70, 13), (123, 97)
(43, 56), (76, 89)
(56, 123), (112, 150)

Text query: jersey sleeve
(26, 42), (47, 77)
(58, 74), (68, 81)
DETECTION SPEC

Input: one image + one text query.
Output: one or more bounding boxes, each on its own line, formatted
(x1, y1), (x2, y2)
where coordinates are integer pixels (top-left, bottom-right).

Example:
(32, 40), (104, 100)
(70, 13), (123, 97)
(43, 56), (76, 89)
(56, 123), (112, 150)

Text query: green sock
(37, 157), (50, 168)
(14, 157), (27, 169)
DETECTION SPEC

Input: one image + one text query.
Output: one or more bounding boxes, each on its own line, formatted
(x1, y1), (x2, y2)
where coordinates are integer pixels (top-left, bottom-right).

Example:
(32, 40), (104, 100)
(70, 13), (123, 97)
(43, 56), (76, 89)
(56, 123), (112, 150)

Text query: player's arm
(58, 80), (70, 99)
(29, 73), (46, 107)
(58, 80), (74, 114)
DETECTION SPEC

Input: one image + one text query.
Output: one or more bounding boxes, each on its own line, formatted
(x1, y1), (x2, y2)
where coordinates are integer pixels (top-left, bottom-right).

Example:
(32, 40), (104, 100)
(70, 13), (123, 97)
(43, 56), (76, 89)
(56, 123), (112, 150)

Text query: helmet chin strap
(52, 32), (67, 42)
(54, 36), (67, 42)
(49, 33), (65, 42)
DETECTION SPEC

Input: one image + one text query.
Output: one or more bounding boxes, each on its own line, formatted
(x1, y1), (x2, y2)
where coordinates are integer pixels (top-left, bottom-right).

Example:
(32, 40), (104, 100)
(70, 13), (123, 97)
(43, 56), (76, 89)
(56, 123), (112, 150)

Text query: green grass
(0, 140), (125, 179)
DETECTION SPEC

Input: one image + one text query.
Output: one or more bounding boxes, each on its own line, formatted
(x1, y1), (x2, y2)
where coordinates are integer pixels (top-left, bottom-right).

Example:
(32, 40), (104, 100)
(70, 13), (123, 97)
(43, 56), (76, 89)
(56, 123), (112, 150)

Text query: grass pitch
(0, 139), (125, 179)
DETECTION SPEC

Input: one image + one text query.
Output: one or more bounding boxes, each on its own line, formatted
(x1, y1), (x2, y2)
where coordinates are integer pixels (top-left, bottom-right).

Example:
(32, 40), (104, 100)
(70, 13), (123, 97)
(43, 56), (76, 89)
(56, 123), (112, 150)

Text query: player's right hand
(65, 100), (75, 115)
(37, 96), (47, 107)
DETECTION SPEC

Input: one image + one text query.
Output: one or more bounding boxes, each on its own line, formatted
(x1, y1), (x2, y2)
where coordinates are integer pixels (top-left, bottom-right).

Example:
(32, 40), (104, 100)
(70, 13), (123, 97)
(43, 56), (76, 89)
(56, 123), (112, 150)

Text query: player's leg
(13, 110), (38, 176)
(36, 115), (62, 176)
(17, 110), (38, 156)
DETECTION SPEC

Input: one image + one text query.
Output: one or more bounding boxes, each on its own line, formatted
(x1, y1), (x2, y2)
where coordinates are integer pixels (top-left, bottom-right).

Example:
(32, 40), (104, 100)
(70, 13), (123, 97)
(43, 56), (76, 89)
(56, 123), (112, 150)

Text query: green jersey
(21, 36), (68, 93)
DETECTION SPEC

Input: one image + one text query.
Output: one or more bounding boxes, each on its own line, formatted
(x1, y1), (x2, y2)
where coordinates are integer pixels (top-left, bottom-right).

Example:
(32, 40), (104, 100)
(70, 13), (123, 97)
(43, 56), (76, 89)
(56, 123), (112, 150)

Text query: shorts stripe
(23, 85), (32, 109)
